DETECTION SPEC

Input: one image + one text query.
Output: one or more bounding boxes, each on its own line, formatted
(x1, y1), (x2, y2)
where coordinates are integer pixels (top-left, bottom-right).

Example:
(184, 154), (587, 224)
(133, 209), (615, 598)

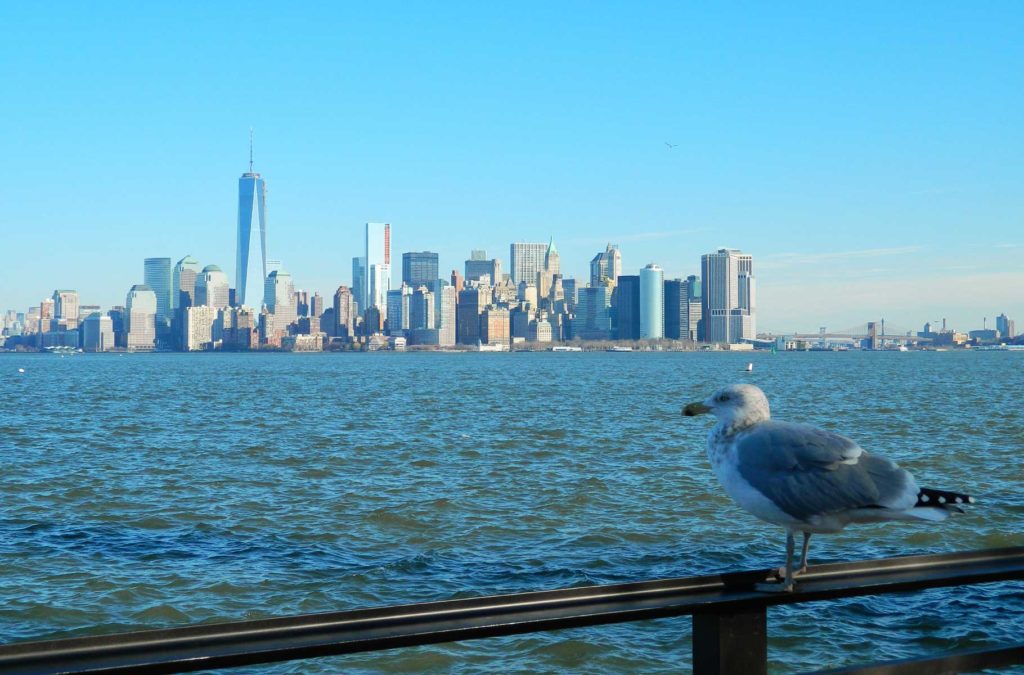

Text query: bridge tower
(865, 321), (879, 350)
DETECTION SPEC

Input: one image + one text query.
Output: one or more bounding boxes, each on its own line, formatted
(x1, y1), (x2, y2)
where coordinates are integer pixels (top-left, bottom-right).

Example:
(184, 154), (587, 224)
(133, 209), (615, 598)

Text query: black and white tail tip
(916, 487), (974, 513)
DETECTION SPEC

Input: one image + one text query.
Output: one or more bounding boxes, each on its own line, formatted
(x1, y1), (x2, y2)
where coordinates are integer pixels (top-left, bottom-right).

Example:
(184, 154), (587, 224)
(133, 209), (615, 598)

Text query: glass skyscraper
(236, 156), (268, 308)
(144, 257), (172, 325)
(639, 264), (665, 339)
(365, 223), (391, 315)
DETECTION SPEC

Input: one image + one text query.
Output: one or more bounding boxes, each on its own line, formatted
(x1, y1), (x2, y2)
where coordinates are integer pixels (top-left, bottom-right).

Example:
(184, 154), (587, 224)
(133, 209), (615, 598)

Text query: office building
(639, 264), (664, 339)
(438, 286), (457, 347)
(590, 243), (622, 288)
(236, 142), (268, 308)
(82, 313), (114, 352)
(456, 287), (488, 344)
(538, 238), (560, 299)
(614, 275), (640, 340)
(144, 258), (172, 325)
(333, 286), (356, 339)
(172, 255), (202, 309)
(351, 256), (366, 314)
(465, 251), (502, 284)
(996, 313), (1015, 338)
(196, 265), (230, 309)
(310, 292), (324, 318)
(481, 307), (511, 346)
(365, 223), (391, 314)
(125, 284), (157, 351)
(701, 248), (755, 344)
(386, 285), (412, 336)
(52, 290), (80, 329)
(665, 276), (702, 341)
(402, 251), (438, 288)
(510, 242), (548, 285)
(264, 269), (296, 332)
(573, 286), (612, 340)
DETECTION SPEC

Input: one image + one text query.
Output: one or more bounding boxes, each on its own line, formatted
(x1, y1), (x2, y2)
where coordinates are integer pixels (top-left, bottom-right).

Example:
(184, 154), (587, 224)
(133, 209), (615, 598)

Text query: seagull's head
(682, 384), (771, 428)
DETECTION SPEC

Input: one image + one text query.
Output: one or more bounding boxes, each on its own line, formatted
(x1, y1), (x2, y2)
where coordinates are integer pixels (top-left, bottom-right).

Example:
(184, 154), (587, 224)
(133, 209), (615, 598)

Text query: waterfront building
(333, 286), (356, 340)
(701, 248), (755, 344)
(185, 305), (221, 351)
(265, 269), (296, 331)
(282, 334), (324, 352)
(481, 307), (511, 346)
(510, 241), (547, 285)
(221, 307), (258, 350)
(196, 265), (230, 309)
(590, 243), (622, 288)
(528, 315), (553, 342)
(573, 286), (612, 340)
(614, 275), (641, 340)
(82, 313), (114, 352)
(363, 306), (383, 336)
(125, 284), (157, 351)
(351, 256), (366, 314)
(236, 144), (268, 308)
(365, 223), (391, 315)
(402, 251), (438, 288)
(143, 258), (172, 326)
(996, 313), (1015, 339)
(639, 264), (665, 339)
(665, 276), (703, 341)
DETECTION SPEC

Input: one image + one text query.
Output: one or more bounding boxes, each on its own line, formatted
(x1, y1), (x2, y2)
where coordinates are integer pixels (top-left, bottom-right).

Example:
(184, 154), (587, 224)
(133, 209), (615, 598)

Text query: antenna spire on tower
(249, 127), (254, 173)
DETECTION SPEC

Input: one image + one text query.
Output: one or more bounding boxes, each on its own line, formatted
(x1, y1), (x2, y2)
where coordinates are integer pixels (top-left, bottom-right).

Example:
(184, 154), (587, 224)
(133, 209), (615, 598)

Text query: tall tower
(365, 223), (391, 315)
(701, 248), (755, 344)
(236, 131), (268, 307)
(144, 258), (172, 325)
(639, 264), (665, 339)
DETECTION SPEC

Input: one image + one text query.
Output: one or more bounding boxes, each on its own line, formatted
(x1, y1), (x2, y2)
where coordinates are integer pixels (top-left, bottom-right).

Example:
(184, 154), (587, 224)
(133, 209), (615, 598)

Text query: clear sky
(1, 2), (1021, 333)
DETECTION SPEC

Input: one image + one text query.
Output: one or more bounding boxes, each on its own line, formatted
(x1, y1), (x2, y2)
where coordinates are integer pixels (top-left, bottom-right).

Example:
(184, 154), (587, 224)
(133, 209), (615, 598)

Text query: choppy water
(1, 351), (1022, 673)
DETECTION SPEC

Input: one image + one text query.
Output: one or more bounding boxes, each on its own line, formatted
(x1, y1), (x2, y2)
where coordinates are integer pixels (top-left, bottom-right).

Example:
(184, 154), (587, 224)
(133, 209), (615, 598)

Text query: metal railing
(2, 547), (1023, 674)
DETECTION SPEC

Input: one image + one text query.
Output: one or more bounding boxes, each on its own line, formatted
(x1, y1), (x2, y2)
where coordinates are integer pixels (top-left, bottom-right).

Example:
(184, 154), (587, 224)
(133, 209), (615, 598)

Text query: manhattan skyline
(1, 3), (1021, 332)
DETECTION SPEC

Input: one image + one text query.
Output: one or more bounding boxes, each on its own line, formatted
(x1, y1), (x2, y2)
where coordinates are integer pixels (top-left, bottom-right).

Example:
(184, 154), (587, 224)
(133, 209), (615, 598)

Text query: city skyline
(1, 4), (1021, 331)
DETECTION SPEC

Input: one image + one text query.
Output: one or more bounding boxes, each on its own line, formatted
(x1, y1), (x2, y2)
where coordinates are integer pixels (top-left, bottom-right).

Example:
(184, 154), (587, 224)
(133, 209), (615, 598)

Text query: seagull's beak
(682, 402), (711, 417)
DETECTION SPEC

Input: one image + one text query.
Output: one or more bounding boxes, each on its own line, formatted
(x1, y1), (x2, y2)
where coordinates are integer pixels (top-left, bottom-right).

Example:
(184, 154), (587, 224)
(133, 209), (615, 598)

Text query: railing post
(692, 607), (767, 675)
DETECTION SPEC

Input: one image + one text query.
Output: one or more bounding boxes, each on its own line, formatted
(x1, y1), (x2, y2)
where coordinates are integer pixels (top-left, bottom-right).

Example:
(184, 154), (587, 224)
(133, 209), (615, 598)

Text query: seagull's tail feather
(915, 487), (973, 514)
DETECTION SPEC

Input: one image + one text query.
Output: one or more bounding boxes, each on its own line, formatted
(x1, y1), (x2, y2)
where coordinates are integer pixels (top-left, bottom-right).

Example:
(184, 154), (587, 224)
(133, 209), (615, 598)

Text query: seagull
(664, 142), (678, 150)
(682, 383), (972, 592)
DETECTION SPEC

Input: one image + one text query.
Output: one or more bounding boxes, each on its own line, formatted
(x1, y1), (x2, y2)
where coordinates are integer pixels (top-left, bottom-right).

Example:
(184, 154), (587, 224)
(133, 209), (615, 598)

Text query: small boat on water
(551, 346), (583, 352)
(607, 346), (633, 352)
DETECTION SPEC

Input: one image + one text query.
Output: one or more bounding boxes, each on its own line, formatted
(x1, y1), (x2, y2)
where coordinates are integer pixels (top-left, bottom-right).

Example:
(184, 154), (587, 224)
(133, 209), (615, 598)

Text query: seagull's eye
(718, 394), (729, 403)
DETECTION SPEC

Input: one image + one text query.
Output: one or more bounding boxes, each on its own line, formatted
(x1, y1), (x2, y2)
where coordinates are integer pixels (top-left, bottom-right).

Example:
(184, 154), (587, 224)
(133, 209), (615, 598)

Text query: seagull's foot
(774, 565), (808, 579)
(754, 580), (795, 593)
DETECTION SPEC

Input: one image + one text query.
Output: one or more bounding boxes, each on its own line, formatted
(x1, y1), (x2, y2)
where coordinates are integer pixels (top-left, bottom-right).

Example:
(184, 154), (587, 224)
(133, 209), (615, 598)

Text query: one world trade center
(236, 135), (267, 308)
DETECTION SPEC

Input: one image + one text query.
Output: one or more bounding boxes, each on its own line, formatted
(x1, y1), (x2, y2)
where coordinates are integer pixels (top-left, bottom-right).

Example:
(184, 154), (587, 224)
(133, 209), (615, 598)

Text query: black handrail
(1, 547), (1023, 674)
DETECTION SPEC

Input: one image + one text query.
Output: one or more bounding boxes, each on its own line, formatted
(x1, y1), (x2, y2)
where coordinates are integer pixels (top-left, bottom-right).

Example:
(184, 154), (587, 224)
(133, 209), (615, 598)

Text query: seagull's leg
(756, 531), (796, 593)
(796, 532), (812, 576)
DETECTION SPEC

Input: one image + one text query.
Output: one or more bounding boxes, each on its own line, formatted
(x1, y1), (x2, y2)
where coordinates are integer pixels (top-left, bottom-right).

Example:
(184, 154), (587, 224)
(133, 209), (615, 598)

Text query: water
(1, 351), (1022, 672)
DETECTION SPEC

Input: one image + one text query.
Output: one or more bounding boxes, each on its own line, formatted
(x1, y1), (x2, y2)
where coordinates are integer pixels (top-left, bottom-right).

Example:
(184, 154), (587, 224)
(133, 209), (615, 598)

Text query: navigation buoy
(17, 368), (25, 373)
(745, 363), (754, 372)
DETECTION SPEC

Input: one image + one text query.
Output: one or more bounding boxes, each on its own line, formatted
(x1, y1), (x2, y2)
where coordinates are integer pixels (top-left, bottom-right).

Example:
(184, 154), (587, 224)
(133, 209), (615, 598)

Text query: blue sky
(1, 2), (1021, 332)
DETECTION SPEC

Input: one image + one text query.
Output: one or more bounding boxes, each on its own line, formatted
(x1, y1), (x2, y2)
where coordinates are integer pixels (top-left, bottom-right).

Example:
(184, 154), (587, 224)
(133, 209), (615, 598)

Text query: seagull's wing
(734, 421), (918, 521)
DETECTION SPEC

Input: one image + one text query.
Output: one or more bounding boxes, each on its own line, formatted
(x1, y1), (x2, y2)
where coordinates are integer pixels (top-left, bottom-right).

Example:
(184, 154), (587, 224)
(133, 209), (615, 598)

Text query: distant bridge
(789, 321), (932, 345)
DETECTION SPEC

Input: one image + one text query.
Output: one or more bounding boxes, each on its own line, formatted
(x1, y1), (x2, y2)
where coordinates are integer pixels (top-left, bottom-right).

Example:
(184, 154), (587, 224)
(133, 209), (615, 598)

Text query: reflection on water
(1, 351), (1022, 672)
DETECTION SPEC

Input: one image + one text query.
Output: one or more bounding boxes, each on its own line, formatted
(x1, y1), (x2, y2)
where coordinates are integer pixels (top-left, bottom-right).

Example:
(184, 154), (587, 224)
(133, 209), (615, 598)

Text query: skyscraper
(236, 138), (268, 308)
(701, 248), (755, 344)
(126, 284), (157, 351)
(172, 255), (202, 310)
(144, 258), (172, 325)
(365, 223), (391, 315)
(333, 286), (355, 339)
(402, 251), (439, 288)
(265, 269), (296, 331)
(573, 286), (612, 340)
(996, 313), (1015, 338)
(664, 275), (702, 342)
(351, 256), (366, 314)
(465, 251), (502, 284)
(196, 265), (230, 309)
(614, 275), (640, 340)
(590, 243), (622, 288)
(510, 242), (548, 285)
(639, 264), (665, 339)
(82, 313), (114, 352)
(52, 290), (80, 329)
